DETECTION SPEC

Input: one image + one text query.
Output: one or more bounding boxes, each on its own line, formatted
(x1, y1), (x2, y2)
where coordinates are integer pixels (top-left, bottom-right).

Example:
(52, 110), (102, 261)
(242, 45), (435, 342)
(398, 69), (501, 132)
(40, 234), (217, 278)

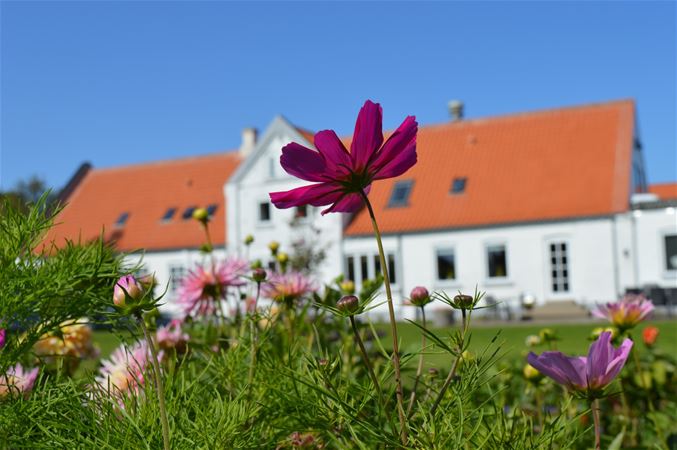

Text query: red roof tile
(649, 182), (677, 201)
(345, 100), (636, 236)
(44, 152), (242, 251)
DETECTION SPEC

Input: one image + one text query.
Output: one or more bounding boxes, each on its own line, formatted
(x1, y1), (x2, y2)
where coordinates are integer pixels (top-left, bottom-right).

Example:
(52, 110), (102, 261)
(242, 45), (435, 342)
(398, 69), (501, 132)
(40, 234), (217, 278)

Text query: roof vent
(239, 127), (258, 157)
(448, 100), (464, 122)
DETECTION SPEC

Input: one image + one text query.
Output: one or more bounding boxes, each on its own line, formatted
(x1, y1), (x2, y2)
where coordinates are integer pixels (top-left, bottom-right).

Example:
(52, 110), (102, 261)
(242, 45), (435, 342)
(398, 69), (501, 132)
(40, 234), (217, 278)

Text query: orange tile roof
(649, 182), (677, 200)
(44, 152), (242, 251)
(345, 100), (636, 236)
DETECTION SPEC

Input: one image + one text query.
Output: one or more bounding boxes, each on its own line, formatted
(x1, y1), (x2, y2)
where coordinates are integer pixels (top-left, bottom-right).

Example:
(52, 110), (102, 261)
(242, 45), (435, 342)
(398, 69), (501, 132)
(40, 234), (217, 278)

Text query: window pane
(346, 256), (355, 282)
(360, 256), (369, 282)
(115, 212), (129, 226)
(388, 180), (413, 207)
(259, 202), (271, 221)
(182, 206), (196, 220)
(207, 204), (218, 216)
(387, 253), (396, 284)
(374, 255), (381, 277)
(169, 265), (186, 293)
(437, 250), (456, 280)
(549, 241), (569, 292)
(488, 246), (507, 278)
(451, 177), (467, 194)
(665, 235), (677, 270)
(295, 205), (308, 218)
(161, 208), (176, 221)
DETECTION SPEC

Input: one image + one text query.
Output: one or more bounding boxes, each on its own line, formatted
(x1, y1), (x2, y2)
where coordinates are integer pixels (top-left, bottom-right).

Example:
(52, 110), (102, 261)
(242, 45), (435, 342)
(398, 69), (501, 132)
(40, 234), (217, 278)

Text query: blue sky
(1, 1), (675, 191)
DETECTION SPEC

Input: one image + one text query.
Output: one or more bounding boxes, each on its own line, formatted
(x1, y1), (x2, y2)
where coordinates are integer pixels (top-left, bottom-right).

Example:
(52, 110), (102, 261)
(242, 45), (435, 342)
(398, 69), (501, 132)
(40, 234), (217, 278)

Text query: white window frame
(662, 231), (677, 277)
(435, 247), (458, 285)
(168, 264), (186, 295)
(485, 242), (509, 281)
(547, 240), (571, 295)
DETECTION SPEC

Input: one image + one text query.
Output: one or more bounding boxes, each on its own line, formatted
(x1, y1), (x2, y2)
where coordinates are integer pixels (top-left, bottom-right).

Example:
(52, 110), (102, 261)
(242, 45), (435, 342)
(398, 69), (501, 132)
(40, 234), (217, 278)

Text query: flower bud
(589, 326), (617, 341)
(138, 274), (157, 291)
(460, 350), (475, 366)
(525, 335), (541, 347)
(340, 280), (355, 295)
(539, 328), (557, 342)
(192, 207), (209, 223)
(409, 286), (431, 307)
(252, 268), (267, 283)
(337, 295), (359, 315)
(523, 363), (541, 381)
(113, 275), (145, 308)
(244, 234), (254, 246)
(453, 294), (474, 309)
(251, 259), (263, 270)
(276, 252), (289, 264)
(642, 326), (659, 346)
(268, 241), (280, 255)
(427, 367), (439, 378)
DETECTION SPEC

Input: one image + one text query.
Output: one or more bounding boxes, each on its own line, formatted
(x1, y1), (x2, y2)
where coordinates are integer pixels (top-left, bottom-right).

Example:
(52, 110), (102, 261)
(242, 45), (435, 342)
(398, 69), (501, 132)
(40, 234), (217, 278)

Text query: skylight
(161, 207), (177, 221)
(207, 204), (218, 217)
(182, 206), (197, 220)
(388, 180), (414, 207)
(114, 212), (129, 227)
(451, 177), (467, 194)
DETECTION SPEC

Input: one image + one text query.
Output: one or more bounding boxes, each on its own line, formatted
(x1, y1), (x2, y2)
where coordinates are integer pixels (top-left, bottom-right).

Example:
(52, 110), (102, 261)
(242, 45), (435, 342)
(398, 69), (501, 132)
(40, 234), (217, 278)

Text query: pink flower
(527, 332), (633, 395)
(0, 329), (5, 349)
(178, 258), (248, 317)
(270, 100), (418, 214)
(409, 286), (431, 307)
(593, 294), (654, 330)
(156, 319), (189, 353)
(262, 272), (316, 304)
(95, 341), (149, 398)
(0, 363), (39, 397)
(113, 275), (145, 308)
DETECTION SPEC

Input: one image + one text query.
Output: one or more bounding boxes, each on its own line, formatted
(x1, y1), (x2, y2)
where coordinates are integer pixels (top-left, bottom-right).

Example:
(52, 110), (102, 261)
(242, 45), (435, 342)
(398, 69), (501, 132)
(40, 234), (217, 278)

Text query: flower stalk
(359, 190), (408, 445)
(349, 315), (383, 402)
(137, 313), (171, 450)
(431, 308), (469, 415)
(407, 305), (426, 417)
(591, 399), (601, 450)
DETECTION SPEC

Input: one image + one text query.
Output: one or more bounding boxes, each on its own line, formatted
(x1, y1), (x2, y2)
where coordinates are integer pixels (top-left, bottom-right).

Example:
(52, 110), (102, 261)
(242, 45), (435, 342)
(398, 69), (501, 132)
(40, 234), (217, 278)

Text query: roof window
(182, 206), (197, 220)
(451, 177), (467, 194)
(388, 180), (414, 208)
(161, 207), (177, 222)
(114, 212), (129, 227)
(207, 204), (218, 217)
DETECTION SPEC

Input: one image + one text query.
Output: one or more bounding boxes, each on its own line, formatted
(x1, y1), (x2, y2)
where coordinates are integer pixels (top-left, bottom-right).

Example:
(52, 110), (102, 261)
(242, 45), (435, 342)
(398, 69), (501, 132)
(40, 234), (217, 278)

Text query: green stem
(247, 283), (262, 389)
(349, 316), (384, 403)
(358, 190), (408, 445)
(138, 314), (171, 450)
(431, 308), (468, 415)
(592, 399), (601, 450)
(407, 306), (427, 417)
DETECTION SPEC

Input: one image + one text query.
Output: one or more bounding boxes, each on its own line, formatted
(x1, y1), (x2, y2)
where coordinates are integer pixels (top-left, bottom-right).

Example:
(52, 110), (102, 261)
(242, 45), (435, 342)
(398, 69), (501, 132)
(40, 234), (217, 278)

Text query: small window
(487, 245), (507, 278)
(550, 242), (570, 292)
(161, 208), (176, 222)
(169, 265), (186, 293)
(345, 256), (355, 283)
(207, 204), (218, 217)
(182, 206), (197, 220)
(388, 180), (413, 207)
(451, 177), (467, 194)
(295, 205), (308, 219)
(665, 235), (677, 271)
(114, 212), (129, 227)
(436, 249), (456, 280)
(373, 255), (381, 276)
(360, 255), (369, 282)
(259, 202), (271, 222)
(387, 253), (397, 284)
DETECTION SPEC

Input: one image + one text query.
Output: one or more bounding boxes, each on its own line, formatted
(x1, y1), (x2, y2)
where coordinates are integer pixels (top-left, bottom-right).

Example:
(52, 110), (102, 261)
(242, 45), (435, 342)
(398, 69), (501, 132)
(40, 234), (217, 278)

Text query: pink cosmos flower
(592, 294), (654, 331)
(113, 275), (145, 308)
(0, 329), (5, 349)
(95, 341), (149, 398)
(0, 363), (39, 397)
(156, 319), (189, 353)
(527, 332), (633, 395)
(178, 258), (249, 317)
(270, 100), (418, 214)
(262, 272), (317, 304)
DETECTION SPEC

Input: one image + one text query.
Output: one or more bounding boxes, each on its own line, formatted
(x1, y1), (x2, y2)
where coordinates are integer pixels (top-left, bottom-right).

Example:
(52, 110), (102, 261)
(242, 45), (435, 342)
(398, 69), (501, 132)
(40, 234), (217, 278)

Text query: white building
(48, 99), (677, 319)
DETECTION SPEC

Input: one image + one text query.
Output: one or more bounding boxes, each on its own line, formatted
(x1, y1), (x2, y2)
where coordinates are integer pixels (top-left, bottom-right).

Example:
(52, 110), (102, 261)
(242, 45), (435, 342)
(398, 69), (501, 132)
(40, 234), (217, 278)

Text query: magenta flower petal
(320, 190), (368, 215)
(314, 130), (353, 177)
(280, 143), (330, 182)
(369, 115), (418, 178)
(586, 331), (613, 383)
(527, 352), (570, 386)
(271, 183), (344, 209)
(350, 100), (384, 171)
(601, 338), (633, 385)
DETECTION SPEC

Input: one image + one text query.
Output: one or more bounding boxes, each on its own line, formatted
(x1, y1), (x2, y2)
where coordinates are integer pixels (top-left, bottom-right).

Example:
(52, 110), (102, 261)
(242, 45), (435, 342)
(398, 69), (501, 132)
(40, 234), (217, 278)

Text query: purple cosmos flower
(270, 100), (418, 215)
(527, 331), (632, 395)
(592, 294), (654, 331)
(0, 364), (39, 398)
(0, 329), (5, 349)
(178, 258), (248, 317)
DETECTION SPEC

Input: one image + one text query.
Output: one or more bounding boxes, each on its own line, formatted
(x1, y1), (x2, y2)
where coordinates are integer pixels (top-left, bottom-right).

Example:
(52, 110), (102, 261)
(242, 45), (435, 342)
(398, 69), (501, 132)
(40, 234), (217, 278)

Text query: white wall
(631, 206), (677, 288)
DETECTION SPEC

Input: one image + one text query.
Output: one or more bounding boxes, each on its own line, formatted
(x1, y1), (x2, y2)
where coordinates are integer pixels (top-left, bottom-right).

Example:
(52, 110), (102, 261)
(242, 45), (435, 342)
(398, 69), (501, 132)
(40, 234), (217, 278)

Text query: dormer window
(207, 204), (218, 217)
(114, 212), (129, 227)
(388, 180), (413, 208)
(451, 177), (467, 194)
(161, 208), (176, 222)
(182, 206), (197, 220)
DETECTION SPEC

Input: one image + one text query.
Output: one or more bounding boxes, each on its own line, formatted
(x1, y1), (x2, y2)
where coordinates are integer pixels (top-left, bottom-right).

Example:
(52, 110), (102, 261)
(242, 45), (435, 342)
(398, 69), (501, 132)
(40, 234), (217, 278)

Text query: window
(259, 202), (271, 222)
(169, 265), (186, 293)
(388, 180), (413, 207)
(487, 245), (507, 278)
(360, 255), (369, 282)
(207, 204), (218, 217)
(295, 205), (308, 219)
(182, 206), (196, 220)
(436, 249), (456, 280)
(161, 208), (176, 222)
(114, 212), (129, 227)
(549, 242), (570, 292)
(665, 235), (677, 271)
(387, 253), (397, 284)
(373, 255), (381, 277)
(345, 256), (355, 282)
(451, 177), (467, 194)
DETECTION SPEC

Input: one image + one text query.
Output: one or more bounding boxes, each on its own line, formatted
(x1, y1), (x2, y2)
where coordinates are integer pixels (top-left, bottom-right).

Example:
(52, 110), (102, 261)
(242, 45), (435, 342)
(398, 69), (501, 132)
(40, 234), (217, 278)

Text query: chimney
(239, 127), (258, 157)
(448, 100), (464, 121)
